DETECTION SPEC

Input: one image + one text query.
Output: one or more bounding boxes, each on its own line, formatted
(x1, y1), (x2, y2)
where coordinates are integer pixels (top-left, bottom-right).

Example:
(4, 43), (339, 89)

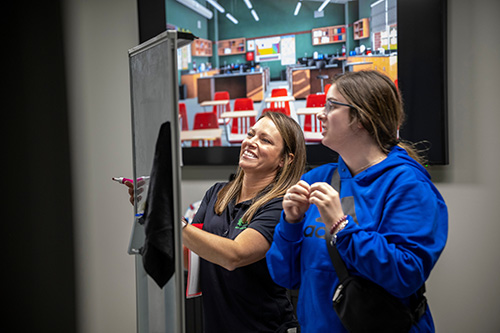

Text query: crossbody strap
(325, 232), (350, 282)
(325, 168), (350, 282)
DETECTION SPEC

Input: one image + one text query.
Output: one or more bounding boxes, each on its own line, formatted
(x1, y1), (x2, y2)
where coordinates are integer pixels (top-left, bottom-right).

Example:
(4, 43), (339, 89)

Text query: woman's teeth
(243, 150), (257, 159)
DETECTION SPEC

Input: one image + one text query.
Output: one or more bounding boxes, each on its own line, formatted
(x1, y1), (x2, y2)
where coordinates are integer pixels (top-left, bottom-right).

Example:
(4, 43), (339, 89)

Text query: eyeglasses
(324, 99), (357, 115)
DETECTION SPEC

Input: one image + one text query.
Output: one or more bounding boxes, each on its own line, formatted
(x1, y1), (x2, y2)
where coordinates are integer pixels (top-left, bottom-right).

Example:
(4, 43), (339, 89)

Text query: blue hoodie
(266, 146), (448, 332)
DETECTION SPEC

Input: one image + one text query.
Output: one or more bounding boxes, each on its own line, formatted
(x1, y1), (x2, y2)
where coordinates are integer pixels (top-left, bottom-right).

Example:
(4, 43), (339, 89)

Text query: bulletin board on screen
(255, 36), (281, 62)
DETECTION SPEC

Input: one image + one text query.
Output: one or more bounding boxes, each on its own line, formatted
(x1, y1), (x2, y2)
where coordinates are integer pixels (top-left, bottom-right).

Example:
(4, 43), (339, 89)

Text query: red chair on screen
(191, 112), (221, 147)
(212, 91), (231, 126)
(272, 88), (288, 97)
(303, 93), (326, 142)
(179, 102), (189, 131)
(268, 88), (291, 116)
(228, 98), (256, 144)
(233, 98), (254, 112)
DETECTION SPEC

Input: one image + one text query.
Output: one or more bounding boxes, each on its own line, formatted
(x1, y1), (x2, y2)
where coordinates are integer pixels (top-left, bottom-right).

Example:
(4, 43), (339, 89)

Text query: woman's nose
(244, 135), (257, 146)
(317, 109), (326, 121)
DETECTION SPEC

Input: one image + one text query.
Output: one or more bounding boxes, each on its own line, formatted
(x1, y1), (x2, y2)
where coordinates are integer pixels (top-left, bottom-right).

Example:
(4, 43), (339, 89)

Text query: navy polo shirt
(192, 182), (298, 332)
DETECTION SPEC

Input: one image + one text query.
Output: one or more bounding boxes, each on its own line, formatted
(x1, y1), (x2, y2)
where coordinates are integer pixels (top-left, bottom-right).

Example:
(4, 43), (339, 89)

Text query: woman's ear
(280, 153), (294, 168)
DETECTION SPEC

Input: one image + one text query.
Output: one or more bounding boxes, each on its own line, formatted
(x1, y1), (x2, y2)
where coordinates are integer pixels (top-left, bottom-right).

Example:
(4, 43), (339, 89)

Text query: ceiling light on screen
(318, 0), (330, 12)
(175, 0), (213, 19)
(294, 2), (302, 16)
(243, 0), (253, 9)
(226, 13), (239, 24)
(251, 9), (259, 21)
(206, 0), (225, 13)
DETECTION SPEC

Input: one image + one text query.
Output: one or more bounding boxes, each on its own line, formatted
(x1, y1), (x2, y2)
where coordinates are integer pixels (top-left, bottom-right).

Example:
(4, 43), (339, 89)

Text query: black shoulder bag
(326, 168), (427, 332)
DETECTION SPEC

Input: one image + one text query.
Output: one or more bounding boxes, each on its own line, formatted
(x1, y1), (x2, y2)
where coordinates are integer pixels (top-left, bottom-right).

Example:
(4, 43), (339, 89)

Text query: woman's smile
(242, 149), (257, 160)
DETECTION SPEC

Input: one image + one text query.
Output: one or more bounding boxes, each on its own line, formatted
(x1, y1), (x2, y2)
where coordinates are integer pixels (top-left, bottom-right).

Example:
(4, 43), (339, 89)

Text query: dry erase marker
(112, 177), (134, 184)
(112, 176), (149, 184)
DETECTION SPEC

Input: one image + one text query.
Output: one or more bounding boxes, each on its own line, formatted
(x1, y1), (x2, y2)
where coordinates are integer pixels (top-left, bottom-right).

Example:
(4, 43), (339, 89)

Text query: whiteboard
(128, 30), (189, 333)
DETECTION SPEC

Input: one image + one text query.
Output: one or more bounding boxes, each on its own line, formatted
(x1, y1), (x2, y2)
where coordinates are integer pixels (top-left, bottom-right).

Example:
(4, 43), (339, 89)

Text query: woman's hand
(284, 180), (344, 228)
(283, 180), (312, 223)
(124, 179), (145, 206)
(309, 182), (344, 230)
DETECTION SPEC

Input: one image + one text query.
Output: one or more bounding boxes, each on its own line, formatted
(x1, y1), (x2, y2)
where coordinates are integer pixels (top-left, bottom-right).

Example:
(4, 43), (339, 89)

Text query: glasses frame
(324, 99), (357, 115)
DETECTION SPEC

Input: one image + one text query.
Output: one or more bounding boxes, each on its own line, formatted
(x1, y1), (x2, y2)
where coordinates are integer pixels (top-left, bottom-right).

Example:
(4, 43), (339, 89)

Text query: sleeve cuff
(279, 212), (305, 242)
(335, 215), (359, 247)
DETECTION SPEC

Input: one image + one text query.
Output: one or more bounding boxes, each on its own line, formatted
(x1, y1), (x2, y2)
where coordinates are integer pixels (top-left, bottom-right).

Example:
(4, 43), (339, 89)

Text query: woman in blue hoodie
(266, 70), (448, 332)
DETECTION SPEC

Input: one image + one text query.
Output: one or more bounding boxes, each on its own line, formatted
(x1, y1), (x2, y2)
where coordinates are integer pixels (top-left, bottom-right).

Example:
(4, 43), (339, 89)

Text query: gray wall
(64, 0), (500, 332)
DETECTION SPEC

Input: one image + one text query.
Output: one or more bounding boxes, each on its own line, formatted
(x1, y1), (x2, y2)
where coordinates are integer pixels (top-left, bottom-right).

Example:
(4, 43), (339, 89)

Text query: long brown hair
(333, 70), (425, 165)
(214, 111), (306, 224)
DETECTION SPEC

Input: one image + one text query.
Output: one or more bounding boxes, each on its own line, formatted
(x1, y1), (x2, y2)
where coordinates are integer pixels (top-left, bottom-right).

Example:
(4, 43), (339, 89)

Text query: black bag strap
(325, 233), (350, 282)
(330, 167), (341, 192)
(326, 168), (350, 282)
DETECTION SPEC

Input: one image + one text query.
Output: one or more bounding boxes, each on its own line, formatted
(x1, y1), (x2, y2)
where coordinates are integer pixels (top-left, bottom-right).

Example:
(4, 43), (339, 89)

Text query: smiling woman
(124, 112), (306, 332)
(179, 111), (306, 332)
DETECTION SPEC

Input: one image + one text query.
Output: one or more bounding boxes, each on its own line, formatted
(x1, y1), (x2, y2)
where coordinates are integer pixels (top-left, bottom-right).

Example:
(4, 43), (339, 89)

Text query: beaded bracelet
(329, 215), (348, 235)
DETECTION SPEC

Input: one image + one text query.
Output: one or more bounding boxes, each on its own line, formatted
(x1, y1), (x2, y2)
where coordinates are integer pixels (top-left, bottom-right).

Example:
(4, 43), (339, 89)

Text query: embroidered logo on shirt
(235, 218), (248, 230)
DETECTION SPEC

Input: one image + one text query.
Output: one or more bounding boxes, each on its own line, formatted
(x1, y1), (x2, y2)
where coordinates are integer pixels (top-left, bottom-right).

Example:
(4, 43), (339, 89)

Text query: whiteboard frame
(128, 30), (189, 333)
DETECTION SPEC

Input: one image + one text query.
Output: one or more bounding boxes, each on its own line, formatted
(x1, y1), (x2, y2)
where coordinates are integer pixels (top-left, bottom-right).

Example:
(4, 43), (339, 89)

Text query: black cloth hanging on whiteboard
(140, 121), (175, 288)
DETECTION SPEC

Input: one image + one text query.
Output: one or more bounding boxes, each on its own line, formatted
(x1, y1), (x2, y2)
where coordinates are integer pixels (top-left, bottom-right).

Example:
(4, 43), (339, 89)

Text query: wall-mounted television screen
(178, 0), (447, 166)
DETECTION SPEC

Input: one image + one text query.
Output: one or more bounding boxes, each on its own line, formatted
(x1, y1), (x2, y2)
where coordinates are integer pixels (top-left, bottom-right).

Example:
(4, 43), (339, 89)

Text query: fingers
(283, 181), (342, 225)
(297, 180), (311, 189)
(309, 182), (336, 195)
(124, 180), (144, 206)
(309, 184), (340, 210)
(283, 181), (311, 224)
(309, 182), (338, 201)
(308, 182), (343, 228)
(285, 181), (310, 199)
(285, 182), (339, 205)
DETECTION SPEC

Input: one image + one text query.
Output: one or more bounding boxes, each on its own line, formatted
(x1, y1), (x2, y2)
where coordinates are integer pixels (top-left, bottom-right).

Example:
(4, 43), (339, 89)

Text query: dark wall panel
(5, 1), (76, 332)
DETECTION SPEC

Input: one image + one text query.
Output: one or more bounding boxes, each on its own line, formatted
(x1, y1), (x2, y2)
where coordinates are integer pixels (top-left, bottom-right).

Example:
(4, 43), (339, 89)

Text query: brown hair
(214, 111), (307, 224)
(333, 70), (425, 165)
